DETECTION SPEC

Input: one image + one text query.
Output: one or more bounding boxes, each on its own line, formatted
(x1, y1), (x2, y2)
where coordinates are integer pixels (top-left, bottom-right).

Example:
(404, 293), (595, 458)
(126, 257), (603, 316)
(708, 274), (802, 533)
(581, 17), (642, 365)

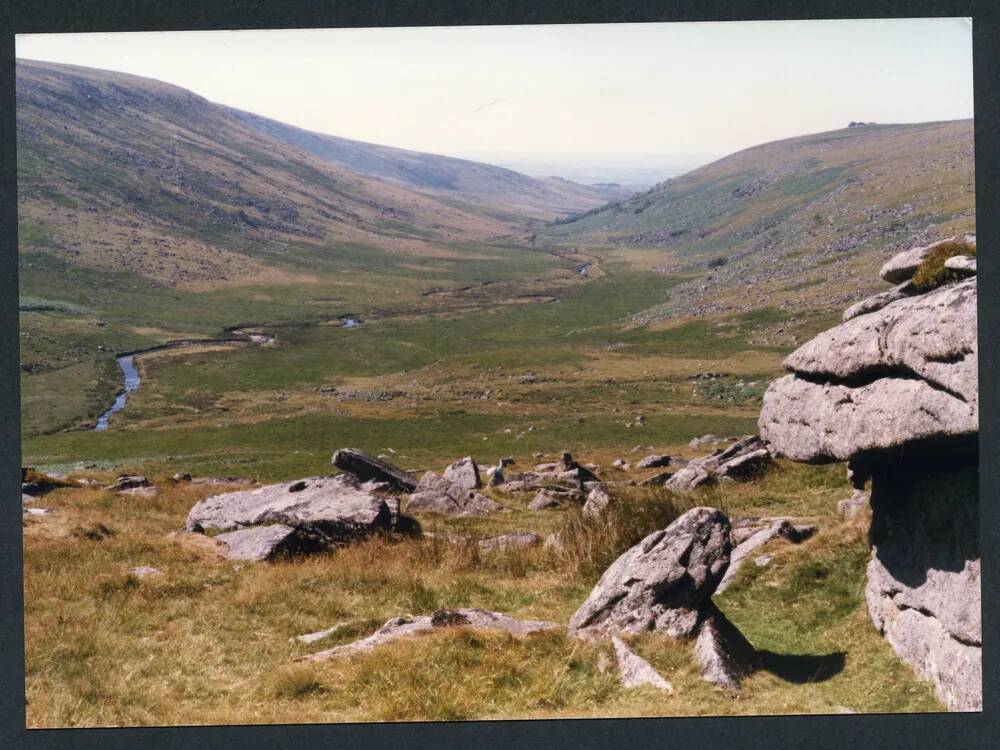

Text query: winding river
(93, 355), (140, 431)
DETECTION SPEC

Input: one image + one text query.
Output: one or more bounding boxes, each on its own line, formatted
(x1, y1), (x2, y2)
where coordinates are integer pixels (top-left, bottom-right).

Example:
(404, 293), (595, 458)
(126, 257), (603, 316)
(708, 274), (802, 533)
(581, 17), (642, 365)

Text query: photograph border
(1, 1), (996, 748)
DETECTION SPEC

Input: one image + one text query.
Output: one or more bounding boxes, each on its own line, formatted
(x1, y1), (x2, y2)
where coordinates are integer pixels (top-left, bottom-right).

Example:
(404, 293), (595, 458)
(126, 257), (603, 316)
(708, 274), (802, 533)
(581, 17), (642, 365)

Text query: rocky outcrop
(759, 240), (979, 711)
(637, 454), (671, 469)
(301, 608), (559, 662)
(405, 472), (502, 516)
(568, 508), (732, 639)
(331, 447), (417, 493)
(661, 435), (773, 492)
(582, 484), (611, 518)
(185, 473), (417, 560)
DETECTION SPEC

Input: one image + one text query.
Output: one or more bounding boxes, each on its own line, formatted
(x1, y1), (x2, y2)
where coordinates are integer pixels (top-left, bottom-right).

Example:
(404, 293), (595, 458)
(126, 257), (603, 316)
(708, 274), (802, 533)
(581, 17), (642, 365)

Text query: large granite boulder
(759, 243), (980, 711)
(185, 473), (417, 560)
(568, 507), (732, 639)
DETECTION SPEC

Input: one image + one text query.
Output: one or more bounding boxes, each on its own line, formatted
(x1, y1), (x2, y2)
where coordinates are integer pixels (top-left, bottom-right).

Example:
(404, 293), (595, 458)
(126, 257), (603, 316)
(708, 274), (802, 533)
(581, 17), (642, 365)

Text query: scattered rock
(443, 456), (482, 489)
(301, 608), (559, 662)
(529, 487), (582, 510)
(119, 486), (158, 498)
(131, 566), (163, 578)
(332, 447), (417, 493)
(568, 507), (731, 639)
(637, 454), (671, 469)
(405, 472), (501, 516)
(582, 484), (611, 518)
(172, 472), (193, 482)
(612, 458), (629, 469)
(611, 636), (674, 693)
(477, 532), (540, 552)
(663, 436), (773, 492)
(640, 470), (674, 487)
(24, 507), (51, 516)
(109, 475), (149, 491)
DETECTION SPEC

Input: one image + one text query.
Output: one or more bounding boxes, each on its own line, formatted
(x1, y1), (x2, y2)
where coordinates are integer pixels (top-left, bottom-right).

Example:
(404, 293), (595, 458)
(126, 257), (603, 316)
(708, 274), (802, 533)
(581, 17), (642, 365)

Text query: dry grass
(22, 460), (942, 727)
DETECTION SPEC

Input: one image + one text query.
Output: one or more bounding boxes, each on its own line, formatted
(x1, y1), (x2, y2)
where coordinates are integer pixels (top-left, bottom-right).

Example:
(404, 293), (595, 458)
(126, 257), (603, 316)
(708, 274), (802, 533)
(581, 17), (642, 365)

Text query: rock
(716, 448), (772, 480)
(944, 255), (976, 275)
(568, 507), (731, 639)
(754, 555), (772, 567)
(528, 489), (569, 510)
(838, 490), (869, 520)
(878, 238), (947, 283)
(131, 566), (163, 578)
(119, 486), (159, 498)
(543, 532), (564, 553)
(611, 636), (674, 693)
(695, 602), (760, 690)
(186, 473), (411, 546)
(214, 524), (330, 561)
(301, 608), (559, 662)
(663, 436), (772, 492)
(477, 532), (540, 552)
(109, 475), (149, 491)
(21, 493), (35, 505)
(172, 472), (193, 482)
(23, 507), (51, 516)
(865, 457), (980, 711)
(612, 458), (628, 469)
(557, 452), (600, 485)
(716, 519), (816, 593)
(661, 465), (712, 492)
(782, 278), (977, 405)
(637, 454), (671, 469)
(443, 456), (482, 489)
(842, 281), (915, 321)
(405, 472), (501, 516)
(294, 621), (352, 645)
(582, 484), (611, 518)
(759, 252), (981, 711)
(640, 470), (674, 487)
(332, 447), (417, 493)
(760, 374), (977, 463)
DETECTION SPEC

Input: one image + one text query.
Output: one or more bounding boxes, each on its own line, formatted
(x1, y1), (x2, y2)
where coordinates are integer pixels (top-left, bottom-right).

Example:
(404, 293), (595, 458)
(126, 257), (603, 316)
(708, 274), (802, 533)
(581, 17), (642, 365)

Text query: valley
(16, 56), (977, 726)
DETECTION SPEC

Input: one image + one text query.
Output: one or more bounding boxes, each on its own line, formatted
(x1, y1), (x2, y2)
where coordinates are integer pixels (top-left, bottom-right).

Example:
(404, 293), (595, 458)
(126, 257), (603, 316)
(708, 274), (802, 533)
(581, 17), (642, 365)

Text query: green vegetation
(911, 238), (976, 291)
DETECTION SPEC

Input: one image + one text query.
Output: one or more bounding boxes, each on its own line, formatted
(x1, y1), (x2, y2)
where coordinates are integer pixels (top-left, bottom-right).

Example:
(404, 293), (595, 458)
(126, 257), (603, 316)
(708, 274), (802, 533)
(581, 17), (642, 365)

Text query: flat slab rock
(214, 524), (330, 562)
(185, 473), (402, 540)
(568, 507), (732, 639)
(405, 472), (502, 516)
(716, 519), (816, 593)
(332, 447), (417, 493)
(301, 608), (559, 662)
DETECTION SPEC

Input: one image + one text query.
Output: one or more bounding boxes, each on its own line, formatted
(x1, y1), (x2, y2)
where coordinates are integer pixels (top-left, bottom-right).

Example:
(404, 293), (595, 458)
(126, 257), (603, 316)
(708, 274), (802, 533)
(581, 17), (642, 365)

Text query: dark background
(1, 1), (996, 748)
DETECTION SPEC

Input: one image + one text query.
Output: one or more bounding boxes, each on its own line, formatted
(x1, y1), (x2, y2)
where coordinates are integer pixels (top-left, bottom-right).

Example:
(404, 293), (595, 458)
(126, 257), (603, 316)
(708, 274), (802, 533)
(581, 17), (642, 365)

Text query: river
(93, 355), (140, 431)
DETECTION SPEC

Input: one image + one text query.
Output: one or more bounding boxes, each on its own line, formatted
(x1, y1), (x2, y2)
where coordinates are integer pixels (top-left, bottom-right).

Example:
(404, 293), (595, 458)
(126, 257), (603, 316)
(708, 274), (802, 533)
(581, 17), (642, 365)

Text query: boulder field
(760, 236), (980, 711)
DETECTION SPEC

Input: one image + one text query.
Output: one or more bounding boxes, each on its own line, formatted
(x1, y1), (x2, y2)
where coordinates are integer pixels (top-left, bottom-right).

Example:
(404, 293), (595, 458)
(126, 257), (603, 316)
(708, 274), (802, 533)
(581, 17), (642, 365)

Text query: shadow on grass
(758, 650), (847, 683)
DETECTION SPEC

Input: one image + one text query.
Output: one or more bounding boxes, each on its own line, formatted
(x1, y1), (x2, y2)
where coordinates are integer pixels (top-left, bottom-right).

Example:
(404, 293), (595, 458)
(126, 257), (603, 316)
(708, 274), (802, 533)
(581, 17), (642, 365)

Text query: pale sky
(16, 19), (973, 177)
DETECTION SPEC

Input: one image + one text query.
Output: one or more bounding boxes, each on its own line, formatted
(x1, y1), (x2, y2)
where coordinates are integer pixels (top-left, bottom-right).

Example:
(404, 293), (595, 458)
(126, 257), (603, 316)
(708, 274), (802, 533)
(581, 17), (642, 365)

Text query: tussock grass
(23, 460), (942, 726)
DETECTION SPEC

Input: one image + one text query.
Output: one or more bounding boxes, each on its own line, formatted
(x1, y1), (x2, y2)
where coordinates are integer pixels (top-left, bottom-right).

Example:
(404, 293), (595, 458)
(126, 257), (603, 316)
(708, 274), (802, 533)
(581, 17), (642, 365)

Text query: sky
(16, 19), (974, 181)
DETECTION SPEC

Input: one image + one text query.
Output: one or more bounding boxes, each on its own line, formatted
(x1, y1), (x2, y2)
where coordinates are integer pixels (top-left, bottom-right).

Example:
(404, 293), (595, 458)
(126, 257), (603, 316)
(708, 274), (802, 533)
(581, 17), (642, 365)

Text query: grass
(911, 237), (976, 291)
(22, 459), (941, 727)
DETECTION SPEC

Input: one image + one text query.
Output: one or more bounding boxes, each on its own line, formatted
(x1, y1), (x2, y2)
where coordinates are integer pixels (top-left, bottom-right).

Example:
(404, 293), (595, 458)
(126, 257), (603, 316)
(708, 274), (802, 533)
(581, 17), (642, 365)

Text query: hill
(225, 106), (629, 221)
(542, 121), (975, 320)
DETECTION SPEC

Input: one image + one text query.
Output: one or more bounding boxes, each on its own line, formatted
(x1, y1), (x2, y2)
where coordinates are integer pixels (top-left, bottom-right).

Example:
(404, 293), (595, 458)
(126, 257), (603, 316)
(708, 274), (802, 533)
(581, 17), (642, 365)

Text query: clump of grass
(271, 665), (326, 700)
(911, 238), (975, 291)
(551, 486), (690, 580)
(71, 522), (116, 541)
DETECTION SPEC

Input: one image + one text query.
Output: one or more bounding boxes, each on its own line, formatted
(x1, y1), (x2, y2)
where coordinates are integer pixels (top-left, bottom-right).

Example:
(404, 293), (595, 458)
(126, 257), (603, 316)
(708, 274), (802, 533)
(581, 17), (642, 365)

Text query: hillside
(226, 106), (629, 221)
(16, 59), (591, 291)
(543, 121), (975, 320)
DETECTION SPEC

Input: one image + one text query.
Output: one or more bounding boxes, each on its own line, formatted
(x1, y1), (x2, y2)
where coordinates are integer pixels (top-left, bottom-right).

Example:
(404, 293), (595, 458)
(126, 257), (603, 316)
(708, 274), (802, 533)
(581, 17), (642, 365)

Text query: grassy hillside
(542, 121), (975, 321)
(226, 106), (631, 222)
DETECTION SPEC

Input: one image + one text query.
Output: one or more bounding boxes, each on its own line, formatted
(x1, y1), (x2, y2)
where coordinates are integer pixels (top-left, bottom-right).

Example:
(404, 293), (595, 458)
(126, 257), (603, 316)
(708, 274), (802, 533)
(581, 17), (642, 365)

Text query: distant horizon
(16, 19), (973, 185)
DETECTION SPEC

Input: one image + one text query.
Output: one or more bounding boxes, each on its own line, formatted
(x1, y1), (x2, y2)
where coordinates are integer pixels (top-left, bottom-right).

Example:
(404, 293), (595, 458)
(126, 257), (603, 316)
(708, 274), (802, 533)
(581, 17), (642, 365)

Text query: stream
(93, 355), (140, 431)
